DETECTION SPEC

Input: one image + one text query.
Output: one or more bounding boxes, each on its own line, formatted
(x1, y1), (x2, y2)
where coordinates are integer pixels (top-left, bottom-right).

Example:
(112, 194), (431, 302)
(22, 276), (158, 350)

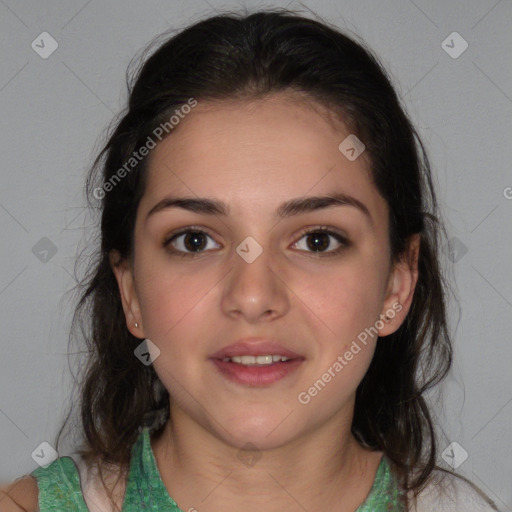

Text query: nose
(220, 239), (290, 323)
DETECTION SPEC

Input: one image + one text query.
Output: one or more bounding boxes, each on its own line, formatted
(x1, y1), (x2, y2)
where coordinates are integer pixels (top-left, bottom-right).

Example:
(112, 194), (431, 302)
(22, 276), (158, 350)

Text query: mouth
(219, 354), (297, 365)
(209, 338), (305, 386)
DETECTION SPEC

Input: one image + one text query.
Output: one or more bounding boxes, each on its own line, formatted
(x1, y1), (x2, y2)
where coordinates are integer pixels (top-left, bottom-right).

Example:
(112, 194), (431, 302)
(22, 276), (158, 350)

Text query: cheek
(135, 258), (214, 340)
(297, 260), (385, 341)
(136, 267), (212, 386)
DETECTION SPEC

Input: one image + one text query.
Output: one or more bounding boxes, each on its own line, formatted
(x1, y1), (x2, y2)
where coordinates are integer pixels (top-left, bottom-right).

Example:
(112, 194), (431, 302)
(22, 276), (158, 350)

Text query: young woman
(1, 8), (499, 512)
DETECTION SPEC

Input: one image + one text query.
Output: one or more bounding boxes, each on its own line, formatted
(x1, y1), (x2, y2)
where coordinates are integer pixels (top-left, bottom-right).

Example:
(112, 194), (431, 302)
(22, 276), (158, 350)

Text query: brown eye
(164, 230), (220, 254)
(293, 228), (349, 255)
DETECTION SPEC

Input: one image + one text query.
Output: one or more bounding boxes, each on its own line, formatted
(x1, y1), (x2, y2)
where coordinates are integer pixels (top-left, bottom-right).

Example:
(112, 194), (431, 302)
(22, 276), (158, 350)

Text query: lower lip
(210, 358), (304, 386)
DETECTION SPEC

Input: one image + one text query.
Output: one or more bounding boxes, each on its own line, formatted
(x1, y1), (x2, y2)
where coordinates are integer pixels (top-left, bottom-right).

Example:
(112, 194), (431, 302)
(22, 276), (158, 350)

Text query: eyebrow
(146, 192), (373, 225)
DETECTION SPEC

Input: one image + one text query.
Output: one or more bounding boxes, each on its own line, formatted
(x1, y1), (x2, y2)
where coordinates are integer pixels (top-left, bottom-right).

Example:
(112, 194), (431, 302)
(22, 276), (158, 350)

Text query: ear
(109, 250), (145, 338)
(377, 233), (421, 337)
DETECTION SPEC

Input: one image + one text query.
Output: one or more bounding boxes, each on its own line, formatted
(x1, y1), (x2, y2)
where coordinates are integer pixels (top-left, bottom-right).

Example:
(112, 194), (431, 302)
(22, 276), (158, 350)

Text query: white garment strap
(74, 456), (125, 512)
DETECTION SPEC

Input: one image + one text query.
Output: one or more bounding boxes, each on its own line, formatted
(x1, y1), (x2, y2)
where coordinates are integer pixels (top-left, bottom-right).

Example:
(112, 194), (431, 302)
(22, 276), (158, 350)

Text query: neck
(150, 403), (383, 512)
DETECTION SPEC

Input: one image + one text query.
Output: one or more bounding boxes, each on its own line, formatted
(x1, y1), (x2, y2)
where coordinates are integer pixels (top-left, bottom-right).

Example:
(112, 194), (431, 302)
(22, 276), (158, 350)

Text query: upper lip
(210, 338), (304, 359)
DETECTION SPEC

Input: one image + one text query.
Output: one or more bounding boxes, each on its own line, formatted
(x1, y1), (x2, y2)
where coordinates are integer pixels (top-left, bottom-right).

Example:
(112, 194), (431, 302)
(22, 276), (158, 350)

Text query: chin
(221, 410), (299, 450)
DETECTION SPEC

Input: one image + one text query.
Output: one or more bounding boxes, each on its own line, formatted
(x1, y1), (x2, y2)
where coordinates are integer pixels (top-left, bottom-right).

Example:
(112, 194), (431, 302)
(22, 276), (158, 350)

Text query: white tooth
(256, 355), (273, 365)
(240, 355), (256, 365)
(226, 354), (292, 365)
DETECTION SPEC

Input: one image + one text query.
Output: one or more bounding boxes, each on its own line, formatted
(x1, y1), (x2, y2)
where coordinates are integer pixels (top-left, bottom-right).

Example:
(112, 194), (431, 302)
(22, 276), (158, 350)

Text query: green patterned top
(31, 426), (404, 511)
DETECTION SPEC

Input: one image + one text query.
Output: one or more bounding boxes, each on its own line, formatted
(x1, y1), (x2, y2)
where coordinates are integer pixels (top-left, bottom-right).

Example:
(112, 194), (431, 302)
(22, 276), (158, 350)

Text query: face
(112, 91), (419, 450)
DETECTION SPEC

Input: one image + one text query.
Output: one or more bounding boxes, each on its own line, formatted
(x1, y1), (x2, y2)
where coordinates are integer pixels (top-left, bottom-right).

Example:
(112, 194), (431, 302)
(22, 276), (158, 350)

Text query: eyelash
(163, 225), (350, 258)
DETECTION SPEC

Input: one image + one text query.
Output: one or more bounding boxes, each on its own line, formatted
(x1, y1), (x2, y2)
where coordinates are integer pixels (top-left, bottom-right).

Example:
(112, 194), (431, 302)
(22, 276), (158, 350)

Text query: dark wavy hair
(50, 6), (497, 511)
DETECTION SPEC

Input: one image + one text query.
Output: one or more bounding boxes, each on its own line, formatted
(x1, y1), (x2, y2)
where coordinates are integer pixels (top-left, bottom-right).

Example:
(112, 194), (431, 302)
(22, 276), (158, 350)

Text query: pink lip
(209, 338), (305, 386)
(209, 338), (304, 360)
(211, 358), (304, 386)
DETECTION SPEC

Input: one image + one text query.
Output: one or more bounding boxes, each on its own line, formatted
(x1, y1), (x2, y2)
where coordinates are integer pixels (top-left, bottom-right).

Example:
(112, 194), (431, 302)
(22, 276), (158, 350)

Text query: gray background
(1, 0), (511, 509)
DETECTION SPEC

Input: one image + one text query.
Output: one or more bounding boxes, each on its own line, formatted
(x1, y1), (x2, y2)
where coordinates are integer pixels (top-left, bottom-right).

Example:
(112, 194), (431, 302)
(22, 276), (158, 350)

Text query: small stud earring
(134, 322), (139, 328)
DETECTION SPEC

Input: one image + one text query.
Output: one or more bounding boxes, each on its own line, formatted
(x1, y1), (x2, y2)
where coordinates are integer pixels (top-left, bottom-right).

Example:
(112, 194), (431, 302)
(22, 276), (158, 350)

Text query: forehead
(140, 92), (387, 224)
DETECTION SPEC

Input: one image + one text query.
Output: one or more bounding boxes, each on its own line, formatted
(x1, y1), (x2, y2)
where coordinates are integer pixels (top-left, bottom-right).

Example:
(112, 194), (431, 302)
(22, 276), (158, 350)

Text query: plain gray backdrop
(1, 0), (511, 509)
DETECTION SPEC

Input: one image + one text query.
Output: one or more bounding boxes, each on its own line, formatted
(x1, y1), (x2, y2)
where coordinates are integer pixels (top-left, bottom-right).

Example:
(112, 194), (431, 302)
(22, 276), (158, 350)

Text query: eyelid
(163, 225), (215, 244)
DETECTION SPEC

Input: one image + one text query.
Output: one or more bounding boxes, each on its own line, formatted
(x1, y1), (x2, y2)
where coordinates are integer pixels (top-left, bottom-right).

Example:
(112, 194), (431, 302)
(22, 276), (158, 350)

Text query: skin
(111, 91), (420, 512)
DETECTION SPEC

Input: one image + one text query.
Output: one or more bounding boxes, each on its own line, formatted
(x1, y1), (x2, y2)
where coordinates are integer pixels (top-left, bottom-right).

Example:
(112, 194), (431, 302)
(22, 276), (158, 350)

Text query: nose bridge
(221, 234), (289, 321)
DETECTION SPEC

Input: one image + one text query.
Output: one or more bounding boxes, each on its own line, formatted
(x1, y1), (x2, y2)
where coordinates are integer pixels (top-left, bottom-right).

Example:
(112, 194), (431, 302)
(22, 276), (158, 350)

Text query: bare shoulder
(408, 468), (500, 511)
(0, 476), (39, 512)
